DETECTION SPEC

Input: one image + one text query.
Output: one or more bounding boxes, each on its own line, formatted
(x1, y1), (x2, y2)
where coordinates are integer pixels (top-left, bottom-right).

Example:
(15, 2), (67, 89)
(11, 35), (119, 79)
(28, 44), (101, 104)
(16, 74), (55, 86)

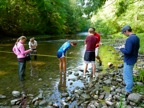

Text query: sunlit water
(0, 35), (89, 106)
(0, 35), (121, 107)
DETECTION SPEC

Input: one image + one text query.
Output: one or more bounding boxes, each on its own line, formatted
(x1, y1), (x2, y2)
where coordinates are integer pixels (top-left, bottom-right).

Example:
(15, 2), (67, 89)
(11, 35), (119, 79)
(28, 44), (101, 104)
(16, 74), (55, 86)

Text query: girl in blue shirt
(57, 41), (77, 73)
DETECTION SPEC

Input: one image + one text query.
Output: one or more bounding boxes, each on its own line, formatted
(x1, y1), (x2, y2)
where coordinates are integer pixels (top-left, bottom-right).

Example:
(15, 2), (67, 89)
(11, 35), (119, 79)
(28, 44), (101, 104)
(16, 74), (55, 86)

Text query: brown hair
(71, 41), (77, 46)
(88, 28), (95, 34)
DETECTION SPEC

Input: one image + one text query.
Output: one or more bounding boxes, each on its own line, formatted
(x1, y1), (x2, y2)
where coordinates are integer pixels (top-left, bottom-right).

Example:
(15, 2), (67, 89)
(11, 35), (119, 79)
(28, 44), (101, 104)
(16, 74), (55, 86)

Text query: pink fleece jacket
(13, 41), (31, 58)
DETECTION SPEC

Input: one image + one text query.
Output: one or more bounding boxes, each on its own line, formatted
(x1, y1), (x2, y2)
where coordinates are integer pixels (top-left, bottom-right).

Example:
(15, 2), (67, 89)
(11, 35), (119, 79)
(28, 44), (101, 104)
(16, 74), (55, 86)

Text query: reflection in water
(58, 72), (66, 92)
(19, 81), (27, 108)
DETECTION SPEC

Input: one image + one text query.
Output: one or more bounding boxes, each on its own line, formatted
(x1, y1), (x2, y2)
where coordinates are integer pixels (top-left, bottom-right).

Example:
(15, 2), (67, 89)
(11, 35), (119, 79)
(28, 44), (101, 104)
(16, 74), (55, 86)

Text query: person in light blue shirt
(120, 25), (140, 97)
(57, 41), (77, 73)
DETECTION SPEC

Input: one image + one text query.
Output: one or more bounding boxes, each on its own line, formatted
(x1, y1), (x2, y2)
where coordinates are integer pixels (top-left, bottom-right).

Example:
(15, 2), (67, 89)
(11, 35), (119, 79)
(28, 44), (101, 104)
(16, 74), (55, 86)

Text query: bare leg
(84, 63), (88, 76)
(92, 63), (96, 77)
(61, 57), (66, 73)
(59, 58), (63, 73)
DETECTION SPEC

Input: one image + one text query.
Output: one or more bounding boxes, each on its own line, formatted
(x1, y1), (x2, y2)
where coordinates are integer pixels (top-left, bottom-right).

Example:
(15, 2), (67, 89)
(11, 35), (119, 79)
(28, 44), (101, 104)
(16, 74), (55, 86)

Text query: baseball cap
(121, 25), (131, 34)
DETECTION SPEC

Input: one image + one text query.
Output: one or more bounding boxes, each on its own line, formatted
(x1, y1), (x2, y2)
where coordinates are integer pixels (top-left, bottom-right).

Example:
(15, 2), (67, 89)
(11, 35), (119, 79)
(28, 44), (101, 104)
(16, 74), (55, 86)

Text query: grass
(99, 42), (122, 71)
(137, 33), (144, 54)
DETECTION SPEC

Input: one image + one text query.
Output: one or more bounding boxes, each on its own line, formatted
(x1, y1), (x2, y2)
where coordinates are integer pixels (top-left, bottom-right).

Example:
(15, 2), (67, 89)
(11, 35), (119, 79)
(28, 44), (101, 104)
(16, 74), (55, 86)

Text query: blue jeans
(18, 61), (26, 81)
(123, 62), (134, 93)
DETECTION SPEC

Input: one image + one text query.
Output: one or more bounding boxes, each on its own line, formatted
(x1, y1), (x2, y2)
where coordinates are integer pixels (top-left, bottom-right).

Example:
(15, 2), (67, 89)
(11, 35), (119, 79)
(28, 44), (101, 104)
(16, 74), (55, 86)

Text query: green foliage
(137, 33), (144, 54)
(138, 69), (144, 82)
(0, 0), (89, 37)
(78, 0), (106, 18)
(133, 84), (144, 93)
(93, 20), (117, 36)
(115, 0), (128, 16)
(90, 0), (144, 38)
(133, 69), (144, 92)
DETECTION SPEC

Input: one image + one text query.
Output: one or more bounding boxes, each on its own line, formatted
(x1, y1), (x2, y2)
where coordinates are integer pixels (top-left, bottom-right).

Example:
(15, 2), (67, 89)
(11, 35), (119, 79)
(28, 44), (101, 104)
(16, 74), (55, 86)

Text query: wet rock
(12, 91), (21, 98)
(74, 89), (83, 94)
(135, 82), (144, 86)
(88, 103), (95, 108)
(39, 100), (47, 106)
(104, 79), (111, 85)
(93, 95), (98, 99)
(101, 105), (108, 108)
(27, 94), (34, 97)
(99, 94), (105, 100)
(69, 82), (73, 85)
(38, 78), (43, 81)
(92, 101), (101, 107)
(32, 97), (39, 104)
(115, 88), (122, 93)
(34, 100), (39, 106)
(61, 92), (69, 97)
(128, 93), (142, 103)
(110, 86), (116, 92)
(115, 95), (121, 101)
(105, 100), (115, 106)
(48, 101), (53, 106)
(65, 97), (71, 102)
(129, 101), (136, 106)
(74, 72), (79, 76)
(53, 103), (59, 107)
(38, 90), (43, 99)
(116, 78), (123, 82)
(118, 64), (123, 68)
(49, 78), (52, 80)
(81, 94), (91, 100)
(133, 69), (139, 74)
(61, 100), (68, 108)
(0, 94), (6, 99)
(11, 98), (21, 105)
(67, 71), (72, 75)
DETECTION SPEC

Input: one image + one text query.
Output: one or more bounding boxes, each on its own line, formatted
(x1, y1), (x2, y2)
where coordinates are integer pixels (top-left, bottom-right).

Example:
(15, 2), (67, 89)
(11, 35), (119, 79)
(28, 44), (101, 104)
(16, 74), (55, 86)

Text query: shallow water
(0, 36), (121, 107)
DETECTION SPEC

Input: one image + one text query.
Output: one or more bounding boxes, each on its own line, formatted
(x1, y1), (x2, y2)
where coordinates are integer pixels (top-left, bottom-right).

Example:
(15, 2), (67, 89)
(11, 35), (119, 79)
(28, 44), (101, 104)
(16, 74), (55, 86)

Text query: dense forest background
(0, 0), (144, 37)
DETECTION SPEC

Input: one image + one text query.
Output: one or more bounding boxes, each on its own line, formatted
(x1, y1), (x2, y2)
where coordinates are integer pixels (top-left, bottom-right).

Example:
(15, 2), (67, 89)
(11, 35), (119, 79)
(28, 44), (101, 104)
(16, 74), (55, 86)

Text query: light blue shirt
(58, 41), (71, 54)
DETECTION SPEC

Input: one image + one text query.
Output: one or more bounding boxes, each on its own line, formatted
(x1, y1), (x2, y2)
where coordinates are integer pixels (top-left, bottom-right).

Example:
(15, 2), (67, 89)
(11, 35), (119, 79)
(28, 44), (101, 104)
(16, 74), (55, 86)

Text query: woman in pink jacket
(13, 36), (32, 81)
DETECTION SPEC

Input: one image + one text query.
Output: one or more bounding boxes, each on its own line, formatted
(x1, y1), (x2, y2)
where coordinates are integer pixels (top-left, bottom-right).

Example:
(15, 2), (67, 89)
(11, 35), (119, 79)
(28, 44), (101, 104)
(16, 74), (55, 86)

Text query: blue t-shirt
(120, 34), (140, 65)
(58, 41), (71, 54)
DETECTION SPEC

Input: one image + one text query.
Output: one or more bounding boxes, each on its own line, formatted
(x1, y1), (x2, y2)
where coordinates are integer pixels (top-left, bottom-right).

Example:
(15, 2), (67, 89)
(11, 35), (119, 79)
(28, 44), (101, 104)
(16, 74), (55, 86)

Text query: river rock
(105, 100), (115, 106)
(118, 64), (123, 68)
(11, 99), (21, 105)
(104, 79), (111, 85)
(136, 82), (144, 86)
(81, 94), (91, 100)
(12, 91), (20, 97)
(38, 91), (43, 99)
(61, 92), (69, 97)
(39, 100), (47, 106)
(61, 100), (68, 107)
(0, 94), (6, 99)
(74, 72), (79, 76)
(127, 93), (142, 103)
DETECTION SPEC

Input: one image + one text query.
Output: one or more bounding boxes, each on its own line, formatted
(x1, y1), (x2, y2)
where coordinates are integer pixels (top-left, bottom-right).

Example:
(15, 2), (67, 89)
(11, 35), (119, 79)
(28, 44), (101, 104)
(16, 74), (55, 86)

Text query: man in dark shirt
(84, 28), (98, 78)
(120, 25), (140, 96)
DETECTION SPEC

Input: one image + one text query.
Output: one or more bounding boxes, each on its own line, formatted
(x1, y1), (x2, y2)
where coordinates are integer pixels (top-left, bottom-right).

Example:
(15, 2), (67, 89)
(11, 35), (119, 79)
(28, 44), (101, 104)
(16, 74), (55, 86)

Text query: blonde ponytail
(15, 36), (26, 45)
